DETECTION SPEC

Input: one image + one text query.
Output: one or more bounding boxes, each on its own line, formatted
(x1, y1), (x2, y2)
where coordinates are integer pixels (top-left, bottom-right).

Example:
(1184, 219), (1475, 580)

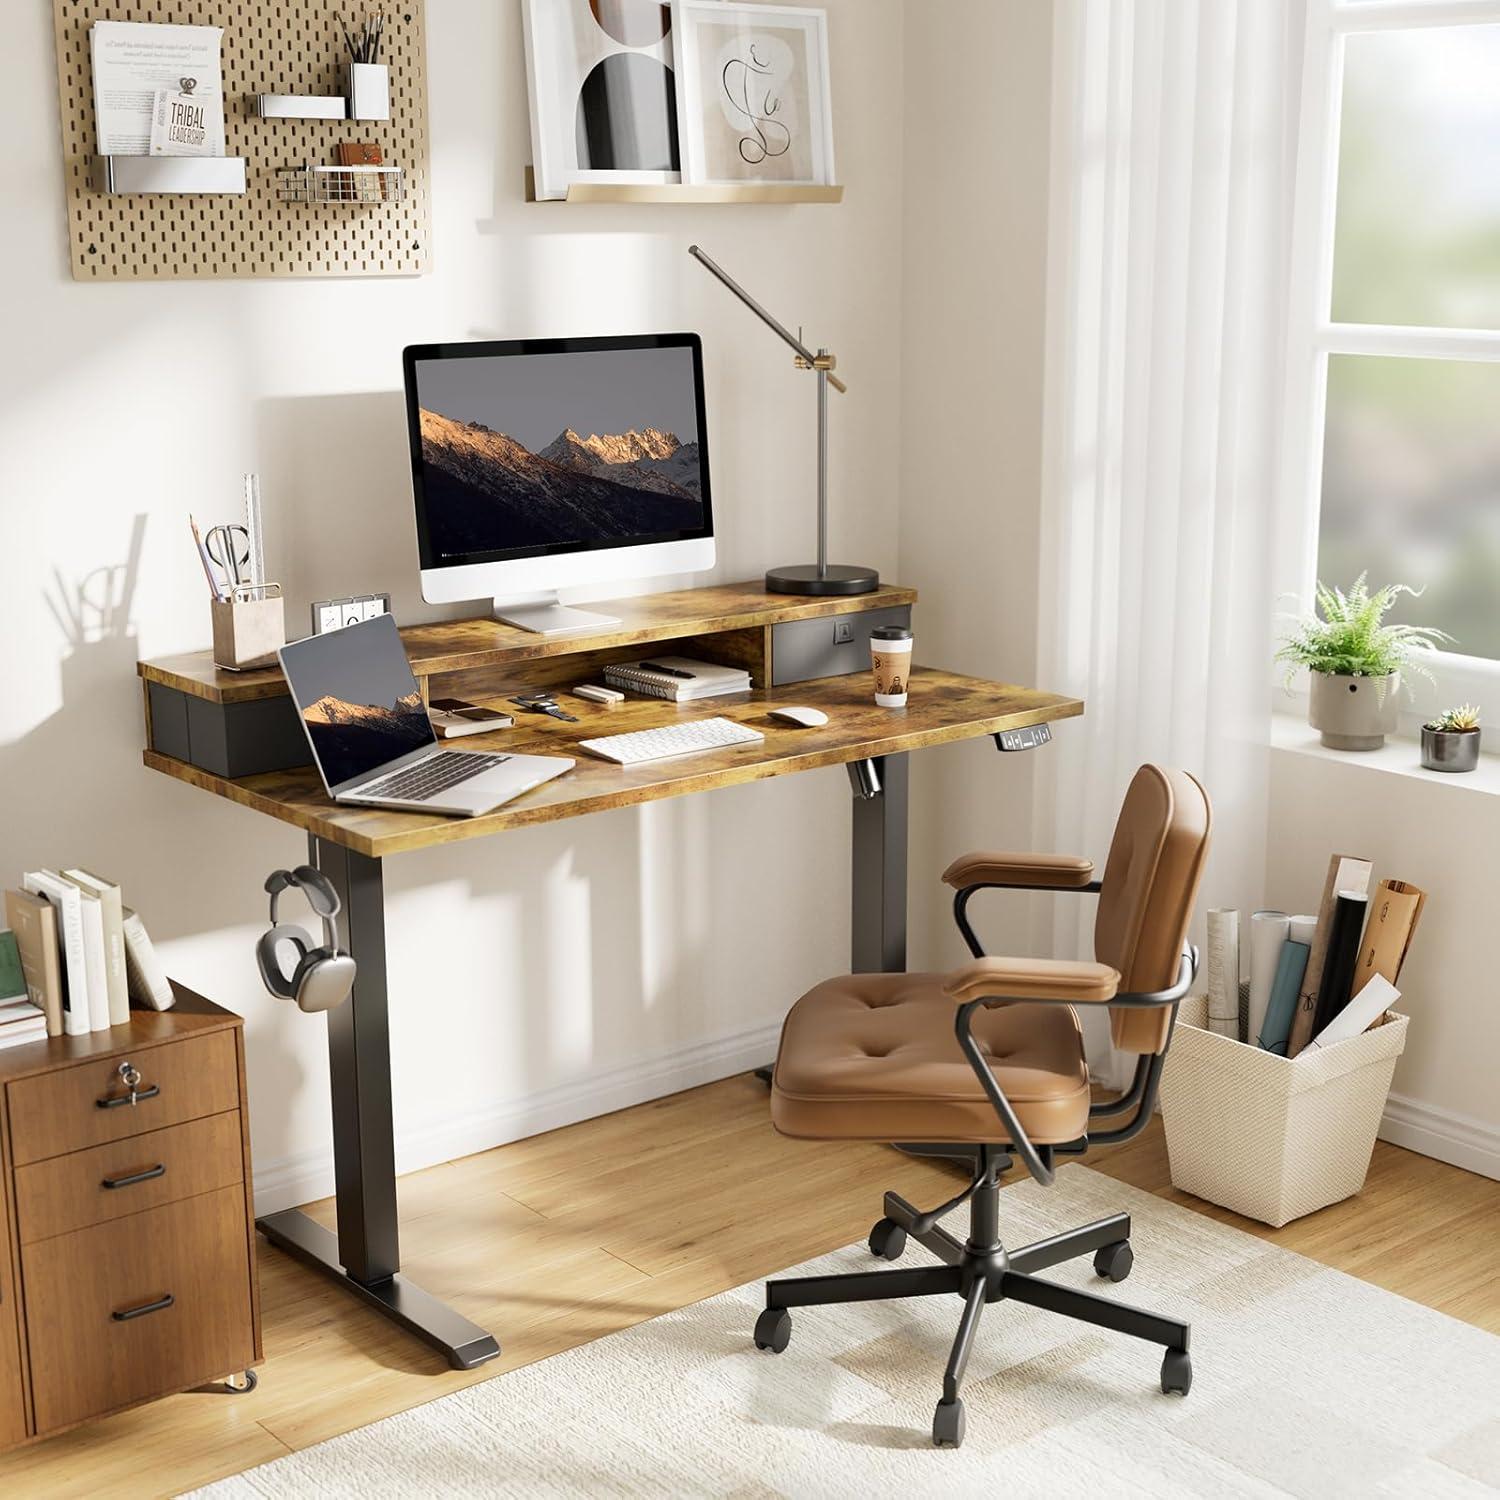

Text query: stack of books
(2, 870), (174, 1046)
(602, 656), (752, 702)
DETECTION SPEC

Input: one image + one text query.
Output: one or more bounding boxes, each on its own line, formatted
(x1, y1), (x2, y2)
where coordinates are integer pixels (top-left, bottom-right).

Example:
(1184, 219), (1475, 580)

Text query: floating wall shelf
(94, 156), (248, 194)
(523, 168), (843, 205)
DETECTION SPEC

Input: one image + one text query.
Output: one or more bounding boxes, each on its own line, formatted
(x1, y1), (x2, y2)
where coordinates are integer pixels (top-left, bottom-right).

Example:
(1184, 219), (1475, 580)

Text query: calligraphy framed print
(670, 3), (835, 187)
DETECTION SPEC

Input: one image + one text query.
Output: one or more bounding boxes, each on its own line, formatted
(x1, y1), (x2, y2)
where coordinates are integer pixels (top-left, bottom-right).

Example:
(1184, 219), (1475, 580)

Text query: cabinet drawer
(15, 1111), (244, 1244)
(7, 1030), (239, 1166)
(22, 1184), (254, 1434)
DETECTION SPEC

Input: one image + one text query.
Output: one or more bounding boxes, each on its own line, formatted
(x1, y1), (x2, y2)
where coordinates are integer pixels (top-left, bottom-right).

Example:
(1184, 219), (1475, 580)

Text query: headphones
(255, 867), (357, 1013)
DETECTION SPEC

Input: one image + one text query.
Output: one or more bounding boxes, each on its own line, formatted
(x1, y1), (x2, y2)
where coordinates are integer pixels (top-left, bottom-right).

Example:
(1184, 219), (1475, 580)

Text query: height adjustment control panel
(994, 723), (1052, 753)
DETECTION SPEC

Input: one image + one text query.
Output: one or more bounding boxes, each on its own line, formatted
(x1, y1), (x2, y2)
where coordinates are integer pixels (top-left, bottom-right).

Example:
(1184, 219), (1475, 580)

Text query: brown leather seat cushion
(770, 973), (1090, 1146)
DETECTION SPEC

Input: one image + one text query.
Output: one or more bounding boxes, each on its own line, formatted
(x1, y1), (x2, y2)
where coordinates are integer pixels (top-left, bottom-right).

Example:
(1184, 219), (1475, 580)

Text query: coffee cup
(870, 625), (913, 707)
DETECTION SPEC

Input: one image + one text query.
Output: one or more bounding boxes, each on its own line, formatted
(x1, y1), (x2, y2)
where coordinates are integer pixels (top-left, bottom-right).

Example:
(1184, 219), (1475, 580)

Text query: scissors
(205, 524), (252, 596)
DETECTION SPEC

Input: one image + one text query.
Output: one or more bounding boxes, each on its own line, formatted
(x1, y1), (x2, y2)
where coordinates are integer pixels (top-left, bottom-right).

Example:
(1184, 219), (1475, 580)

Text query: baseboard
(252, 1019), (783, 1215)
(1380, 1092), (1500, 1182)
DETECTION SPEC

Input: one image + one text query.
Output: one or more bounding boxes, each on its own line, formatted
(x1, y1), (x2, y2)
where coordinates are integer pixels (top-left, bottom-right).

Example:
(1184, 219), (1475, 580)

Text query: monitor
(402, 334), (716, 634)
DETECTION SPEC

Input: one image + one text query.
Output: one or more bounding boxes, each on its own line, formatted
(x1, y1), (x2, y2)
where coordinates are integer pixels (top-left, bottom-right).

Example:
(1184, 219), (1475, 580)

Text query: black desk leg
(850, 752), (908, 973)
(255, 835), (502, 1372)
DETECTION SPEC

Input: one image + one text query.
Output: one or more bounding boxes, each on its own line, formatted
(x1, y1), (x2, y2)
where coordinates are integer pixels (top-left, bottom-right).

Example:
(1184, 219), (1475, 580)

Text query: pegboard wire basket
(276, 164), (406, 204)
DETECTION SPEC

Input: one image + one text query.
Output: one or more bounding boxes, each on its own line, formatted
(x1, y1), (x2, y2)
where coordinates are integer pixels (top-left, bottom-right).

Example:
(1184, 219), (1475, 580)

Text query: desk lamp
(689, 245), (879, 596)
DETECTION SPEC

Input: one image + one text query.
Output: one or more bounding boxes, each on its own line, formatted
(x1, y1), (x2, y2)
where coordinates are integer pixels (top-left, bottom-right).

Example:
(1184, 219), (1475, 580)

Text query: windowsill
(1271, 713), (1500, 797)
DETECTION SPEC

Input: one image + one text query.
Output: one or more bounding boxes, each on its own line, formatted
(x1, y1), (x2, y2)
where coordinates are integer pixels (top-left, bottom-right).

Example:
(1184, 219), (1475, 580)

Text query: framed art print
(523, 0), (709, 199)
(671, 2), (835, 187)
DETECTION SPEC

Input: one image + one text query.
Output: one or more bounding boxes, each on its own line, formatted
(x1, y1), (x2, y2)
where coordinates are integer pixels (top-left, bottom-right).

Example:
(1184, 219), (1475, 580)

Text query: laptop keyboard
(359, 752), (511, 803)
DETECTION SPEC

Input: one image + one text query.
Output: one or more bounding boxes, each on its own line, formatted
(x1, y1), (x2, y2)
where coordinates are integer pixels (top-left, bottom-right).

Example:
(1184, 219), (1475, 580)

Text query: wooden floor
(3, 1074), (1497, 1496)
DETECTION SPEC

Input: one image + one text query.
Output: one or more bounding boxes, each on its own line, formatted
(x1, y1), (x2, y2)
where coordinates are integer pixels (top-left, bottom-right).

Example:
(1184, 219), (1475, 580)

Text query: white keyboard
(579, 716), (766, 766)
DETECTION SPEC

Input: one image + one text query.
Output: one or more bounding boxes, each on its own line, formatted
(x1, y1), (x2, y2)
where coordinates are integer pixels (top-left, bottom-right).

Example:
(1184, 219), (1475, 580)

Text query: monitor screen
(280, 614), (436, 791)
(403, 335), (713, 571)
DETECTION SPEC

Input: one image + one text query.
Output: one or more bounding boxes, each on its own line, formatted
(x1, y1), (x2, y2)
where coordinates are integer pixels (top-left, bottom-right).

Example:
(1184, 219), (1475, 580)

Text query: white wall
(1267, 730), (1500, 1179)
(0, 0), (907, 1210)
(900, 1), (1055, 970)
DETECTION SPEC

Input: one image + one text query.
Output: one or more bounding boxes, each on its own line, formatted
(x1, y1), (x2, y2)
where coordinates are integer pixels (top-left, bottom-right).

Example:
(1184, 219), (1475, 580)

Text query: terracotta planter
(1308, 671), (1399, 751)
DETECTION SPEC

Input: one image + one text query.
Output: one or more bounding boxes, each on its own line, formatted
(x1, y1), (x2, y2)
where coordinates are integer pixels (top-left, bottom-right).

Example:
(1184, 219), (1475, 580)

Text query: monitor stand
(493, 593), (622, 637)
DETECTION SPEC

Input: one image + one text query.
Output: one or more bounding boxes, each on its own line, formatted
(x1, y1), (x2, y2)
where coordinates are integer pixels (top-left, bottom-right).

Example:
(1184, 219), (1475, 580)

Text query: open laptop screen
(279, 614), (436, 793)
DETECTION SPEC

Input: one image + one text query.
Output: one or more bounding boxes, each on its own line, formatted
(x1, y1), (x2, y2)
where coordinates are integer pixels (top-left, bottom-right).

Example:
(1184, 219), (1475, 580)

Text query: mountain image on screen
(302, 689), (431, 788)
(418, 408), (704, 556)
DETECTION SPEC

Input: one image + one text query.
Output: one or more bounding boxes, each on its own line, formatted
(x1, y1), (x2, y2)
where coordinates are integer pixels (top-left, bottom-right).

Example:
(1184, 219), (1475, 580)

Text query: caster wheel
(932, 1397), (966, 1448)
(1094, 1240), (1134, 1283)
(222, 1369), (258, 1395)
(1161, 1348), (1192, 1396)
(754, 1307), (791, 1354)
(868, 1217), (908, 1261)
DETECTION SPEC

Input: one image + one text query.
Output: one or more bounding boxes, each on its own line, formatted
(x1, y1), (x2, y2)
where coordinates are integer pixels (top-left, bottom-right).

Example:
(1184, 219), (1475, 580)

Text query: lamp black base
(765, 564), (881, 596)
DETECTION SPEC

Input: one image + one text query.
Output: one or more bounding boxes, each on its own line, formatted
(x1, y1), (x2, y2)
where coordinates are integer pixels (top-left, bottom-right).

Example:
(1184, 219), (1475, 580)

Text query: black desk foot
(257, 1209), (501, 1372)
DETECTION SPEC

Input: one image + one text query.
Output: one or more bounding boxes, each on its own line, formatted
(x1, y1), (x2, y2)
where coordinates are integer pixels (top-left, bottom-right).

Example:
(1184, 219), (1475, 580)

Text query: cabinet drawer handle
(112, 1293), (175, 1322)
(96, 1084), (160, 1109)
(101, 1163), (166, 1190)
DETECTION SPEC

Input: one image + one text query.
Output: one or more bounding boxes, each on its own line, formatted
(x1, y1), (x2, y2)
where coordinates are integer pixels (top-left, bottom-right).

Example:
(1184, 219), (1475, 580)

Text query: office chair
(754, 764), (1210, 1448)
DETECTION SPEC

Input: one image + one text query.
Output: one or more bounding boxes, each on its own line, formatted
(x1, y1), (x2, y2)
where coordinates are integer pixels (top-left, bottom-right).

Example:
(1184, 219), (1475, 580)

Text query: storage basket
(1158, 993), (1408, 1227)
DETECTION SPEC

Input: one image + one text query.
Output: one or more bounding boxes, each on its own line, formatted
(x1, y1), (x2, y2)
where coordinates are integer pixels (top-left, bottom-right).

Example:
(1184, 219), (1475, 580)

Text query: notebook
(603, 657), (751, 703)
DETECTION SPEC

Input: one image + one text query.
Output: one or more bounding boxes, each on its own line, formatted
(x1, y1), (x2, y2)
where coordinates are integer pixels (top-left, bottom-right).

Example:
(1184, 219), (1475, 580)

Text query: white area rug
(195, 1167), (1500, 1498)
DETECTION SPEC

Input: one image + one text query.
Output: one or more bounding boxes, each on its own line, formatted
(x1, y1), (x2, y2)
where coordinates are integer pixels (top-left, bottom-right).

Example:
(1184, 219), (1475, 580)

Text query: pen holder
(346, 63), (390, 121)
(212, 586), (285, 671)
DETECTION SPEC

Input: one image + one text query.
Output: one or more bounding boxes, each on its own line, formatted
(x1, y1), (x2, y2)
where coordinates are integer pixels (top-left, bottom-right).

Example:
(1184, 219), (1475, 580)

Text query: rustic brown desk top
(138, 580), (920, 704)
(142, 668), (1083, 858)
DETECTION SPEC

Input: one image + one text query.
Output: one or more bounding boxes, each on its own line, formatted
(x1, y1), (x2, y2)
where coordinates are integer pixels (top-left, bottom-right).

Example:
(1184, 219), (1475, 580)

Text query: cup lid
(870, 625), (912, 641)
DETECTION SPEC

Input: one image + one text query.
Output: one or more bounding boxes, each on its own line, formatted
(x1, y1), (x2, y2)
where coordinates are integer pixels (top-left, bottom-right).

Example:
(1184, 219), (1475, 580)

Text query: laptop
(279, 614), (574, 817)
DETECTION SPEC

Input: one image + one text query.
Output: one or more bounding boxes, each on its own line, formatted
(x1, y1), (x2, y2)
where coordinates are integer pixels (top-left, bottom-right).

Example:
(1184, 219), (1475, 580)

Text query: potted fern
(1422, 704), (1481, 773)
(1276, 575), (1449, 751)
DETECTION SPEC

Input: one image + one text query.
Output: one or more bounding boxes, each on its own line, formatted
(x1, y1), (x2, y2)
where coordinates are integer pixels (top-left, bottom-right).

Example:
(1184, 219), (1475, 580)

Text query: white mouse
(770, 705), (829, 728)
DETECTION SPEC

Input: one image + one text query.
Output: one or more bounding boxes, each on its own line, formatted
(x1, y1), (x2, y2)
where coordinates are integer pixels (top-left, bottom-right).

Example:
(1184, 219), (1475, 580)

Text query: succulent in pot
(1276, 575), (1450, 751)
(1421, 703), (1481, 774)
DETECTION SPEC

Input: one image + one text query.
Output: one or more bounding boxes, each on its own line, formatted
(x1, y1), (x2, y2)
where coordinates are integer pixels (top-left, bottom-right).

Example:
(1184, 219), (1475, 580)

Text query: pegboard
(53, 0), (431, 280)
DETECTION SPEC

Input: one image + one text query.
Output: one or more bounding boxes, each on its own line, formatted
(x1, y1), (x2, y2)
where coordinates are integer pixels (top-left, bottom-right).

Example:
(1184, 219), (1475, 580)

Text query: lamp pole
(689, 245), (879, 596)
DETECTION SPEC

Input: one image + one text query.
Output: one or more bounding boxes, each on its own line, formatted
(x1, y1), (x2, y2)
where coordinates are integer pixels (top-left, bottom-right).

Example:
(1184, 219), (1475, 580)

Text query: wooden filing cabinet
(0, 987), (261, 1449)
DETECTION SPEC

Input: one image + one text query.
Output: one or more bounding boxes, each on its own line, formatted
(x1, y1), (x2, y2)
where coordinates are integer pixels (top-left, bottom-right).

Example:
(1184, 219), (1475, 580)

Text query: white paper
(91, 21), (224, 156)
(1304, 973), (1401, 1052)
(1206, 908), (1241, 1039)
(1288, 913), (1318, 945)
(1247, 911), (1290, 1047)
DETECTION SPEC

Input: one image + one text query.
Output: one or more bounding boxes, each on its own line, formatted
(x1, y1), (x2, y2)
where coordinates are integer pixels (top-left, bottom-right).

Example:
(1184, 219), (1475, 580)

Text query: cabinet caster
(754, 1307), (791, 1353)
(868, 1217), (908, 1261)
(1160, 1348), (1192, 1396)
(1093, 1240), (1134, 1283)
(932, 1397), (965, 1448)
(221, 1369), (258, 1395)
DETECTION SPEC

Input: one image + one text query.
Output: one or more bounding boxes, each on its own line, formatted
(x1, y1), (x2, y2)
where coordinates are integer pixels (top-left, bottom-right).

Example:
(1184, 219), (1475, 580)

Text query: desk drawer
(771, 605), (913, 686)
(7, 1031), (240, 1166)
(22, 1185), (255, 1435)
(14, 1111), (244, 1244)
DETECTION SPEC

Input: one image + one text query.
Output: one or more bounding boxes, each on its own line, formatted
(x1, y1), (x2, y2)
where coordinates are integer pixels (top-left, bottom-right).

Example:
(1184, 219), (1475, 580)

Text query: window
(1283, 0), (1500, 709)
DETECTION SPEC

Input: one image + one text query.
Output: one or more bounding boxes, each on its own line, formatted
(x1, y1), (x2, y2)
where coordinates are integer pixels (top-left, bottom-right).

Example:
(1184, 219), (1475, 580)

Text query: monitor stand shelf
(138, 580), (917, 784)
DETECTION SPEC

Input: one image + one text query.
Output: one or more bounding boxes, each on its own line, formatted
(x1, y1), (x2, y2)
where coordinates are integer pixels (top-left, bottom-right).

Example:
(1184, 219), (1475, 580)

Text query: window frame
(1278, 0), (1500, 727)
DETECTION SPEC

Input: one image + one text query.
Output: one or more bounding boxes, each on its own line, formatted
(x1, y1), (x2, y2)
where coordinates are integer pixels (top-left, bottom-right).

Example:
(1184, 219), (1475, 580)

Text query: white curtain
(1035, 0), (1302, 1083)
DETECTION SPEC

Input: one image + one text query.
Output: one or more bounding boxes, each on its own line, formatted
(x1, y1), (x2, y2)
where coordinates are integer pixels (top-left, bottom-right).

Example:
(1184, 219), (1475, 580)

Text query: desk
(137, 582), (1082, 1369)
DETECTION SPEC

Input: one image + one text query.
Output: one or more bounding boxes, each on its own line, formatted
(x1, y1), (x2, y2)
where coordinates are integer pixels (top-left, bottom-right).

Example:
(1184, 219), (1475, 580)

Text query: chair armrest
(943, 956), (1120, 1006)
(941, 851), (1096, 891)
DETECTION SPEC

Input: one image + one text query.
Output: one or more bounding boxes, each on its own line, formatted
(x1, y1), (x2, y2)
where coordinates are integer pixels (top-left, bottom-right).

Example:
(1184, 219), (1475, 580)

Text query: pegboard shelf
(94, 155), (247, 194)
(54, 0), (430, 280)
(277, 163), (405, 205)
(256, 94), (346, 121)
